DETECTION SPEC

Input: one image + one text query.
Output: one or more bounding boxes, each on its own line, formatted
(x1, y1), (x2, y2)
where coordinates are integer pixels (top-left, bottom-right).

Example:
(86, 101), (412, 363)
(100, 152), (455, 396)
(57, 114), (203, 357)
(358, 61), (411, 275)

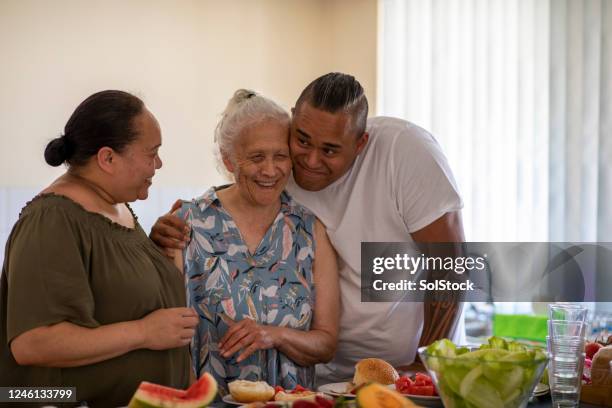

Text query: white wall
(0, 0), (377, 260)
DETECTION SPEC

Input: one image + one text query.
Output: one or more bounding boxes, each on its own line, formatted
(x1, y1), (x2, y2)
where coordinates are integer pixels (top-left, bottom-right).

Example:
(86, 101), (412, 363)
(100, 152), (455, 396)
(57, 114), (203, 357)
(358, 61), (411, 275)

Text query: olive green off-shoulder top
(0, 194), (189, 407)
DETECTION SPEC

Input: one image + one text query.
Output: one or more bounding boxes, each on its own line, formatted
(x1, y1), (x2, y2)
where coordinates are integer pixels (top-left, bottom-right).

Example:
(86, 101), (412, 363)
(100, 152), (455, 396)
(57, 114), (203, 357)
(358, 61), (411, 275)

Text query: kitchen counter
(211, 397), (605, 407)
(530, 394), (602, 407)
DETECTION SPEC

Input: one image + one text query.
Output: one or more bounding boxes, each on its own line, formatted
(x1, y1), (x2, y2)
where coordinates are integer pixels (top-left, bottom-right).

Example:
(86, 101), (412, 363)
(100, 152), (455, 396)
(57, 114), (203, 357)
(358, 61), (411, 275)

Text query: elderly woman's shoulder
(173, 188), (222, 223)
(282, 191), (316, 221)
(182, 189), (217, 211)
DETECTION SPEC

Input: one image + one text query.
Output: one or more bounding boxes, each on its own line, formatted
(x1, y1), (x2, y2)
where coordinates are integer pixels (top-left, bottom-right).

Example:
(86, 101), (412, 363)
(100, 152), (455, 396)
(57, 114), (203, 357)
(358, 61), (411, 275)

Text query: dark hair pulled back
(44, 90), (144, 167)
(295, 72), (368, 137)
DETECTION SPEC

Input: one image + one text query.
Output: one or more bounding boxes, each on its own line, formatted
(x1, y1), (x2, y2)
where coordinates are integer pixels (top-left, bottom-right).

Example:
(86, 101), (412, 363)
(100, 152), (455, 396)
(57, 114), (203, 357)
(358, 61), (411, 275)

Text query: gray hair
(215, 89), (290, 168)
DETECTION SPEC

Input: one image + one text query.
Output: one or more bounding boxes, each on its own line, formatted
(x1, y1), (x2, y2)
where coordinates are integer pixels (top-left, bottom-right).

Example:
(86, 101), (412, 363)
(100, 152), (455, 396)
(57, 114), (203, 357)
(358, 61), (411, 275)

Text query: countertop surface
(210, 395), (604, 408)
(530, 394), (601, 407)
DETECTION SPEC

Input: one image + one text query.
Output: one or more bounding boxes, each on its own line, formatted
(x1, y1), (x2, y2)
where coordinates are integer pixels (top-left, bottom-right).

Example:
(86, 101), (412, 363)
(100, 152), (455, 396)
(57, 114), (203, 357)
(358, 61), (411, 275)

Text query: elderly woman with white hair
(171, 90), (339, 394)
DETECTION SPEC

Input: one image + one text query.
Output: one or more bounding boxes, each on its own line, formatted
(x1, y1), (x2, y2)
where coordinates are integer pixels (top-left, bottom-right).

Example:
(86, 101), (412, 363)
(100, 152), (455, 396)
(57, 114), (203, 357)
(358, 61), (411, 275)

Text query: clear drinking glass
(548, 352), (585, 407)
(547, 304), (587, 407)
(549, 303), (588, 322)
(546, 336), (584, 355)
(548, 320), (586, 339)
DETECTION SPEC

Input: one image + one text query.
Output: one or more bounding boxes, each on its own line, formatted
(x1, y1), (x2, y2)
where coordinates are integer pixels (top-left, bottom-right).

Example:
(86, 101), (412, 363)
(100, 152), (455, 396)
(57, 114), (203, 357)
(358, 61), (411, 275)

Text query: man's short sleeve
(6, 206), (99, 343)
(390, 124), (463, 233)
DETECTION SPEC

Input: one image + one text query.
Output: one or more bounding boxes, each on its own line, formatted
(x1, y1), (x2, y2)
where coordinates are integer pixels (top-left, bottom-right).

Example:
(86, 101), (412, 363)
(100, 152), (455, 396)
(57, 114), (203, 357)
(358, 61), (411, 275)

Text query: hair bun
(214, 89), (258, 143)
(231, 89), (257, 106)
(44, 136), (70, 166)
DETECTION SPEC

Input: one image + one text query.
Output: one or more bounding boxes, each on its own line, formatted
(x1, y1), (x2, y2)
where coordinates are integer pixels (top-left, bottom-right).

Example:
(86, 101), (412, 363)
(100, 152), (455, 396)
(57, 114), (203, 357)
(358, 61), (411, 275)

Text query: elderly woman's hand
(218, 318), (281, 363)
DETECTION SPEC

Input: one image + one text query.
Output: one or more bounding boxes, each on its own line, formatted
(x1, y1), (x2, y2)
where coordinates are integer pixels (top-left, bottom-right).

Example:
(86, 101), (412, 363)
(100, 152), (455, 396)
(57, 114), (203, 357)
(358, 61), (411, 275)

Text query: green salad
(421, 336), (548, 408)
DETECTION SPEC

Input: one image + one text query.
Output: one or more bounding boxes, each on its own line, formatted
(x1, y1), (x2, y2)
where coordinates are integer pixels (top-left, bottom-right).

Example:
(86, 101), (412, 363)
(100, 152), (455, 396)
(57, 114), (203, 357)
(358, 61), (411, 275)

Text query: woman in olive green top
(0, 91), (197, 407)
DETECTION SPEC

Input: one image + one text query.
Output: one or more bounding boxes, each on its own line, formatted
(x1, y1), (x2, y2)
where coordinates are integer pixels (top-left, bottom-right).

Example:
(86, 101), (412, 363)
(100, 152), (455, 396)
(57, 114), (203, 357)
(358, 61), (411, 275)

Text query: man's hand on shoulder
(149, 199), (190, 258)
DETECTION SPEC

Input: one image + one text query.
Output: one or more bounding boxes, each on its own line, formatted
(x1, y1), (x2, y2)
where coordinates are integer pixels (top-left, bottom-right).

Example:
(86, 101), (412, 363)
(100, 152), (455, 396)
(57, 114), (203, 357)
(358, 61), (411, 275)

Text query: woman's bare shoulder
(40, 178), (99, 213)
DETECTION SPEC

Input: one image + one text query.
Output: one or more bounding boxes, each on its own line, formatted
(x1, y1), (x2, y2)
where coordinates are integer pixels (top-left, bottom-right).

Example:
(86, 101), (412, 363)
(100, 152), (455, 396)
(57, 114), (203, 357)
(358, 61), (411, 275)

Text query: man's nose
(155, 155), (163, 170)
(304, 149), (321, 169)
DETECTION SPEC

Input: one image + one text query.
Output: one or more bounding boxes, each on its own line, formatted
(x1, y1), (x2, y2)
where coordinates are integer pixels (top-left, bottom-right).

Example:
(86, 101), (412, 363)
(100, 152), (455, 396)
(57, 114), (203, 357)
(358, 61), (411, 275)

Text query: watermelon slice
(128, 372), (217, 408)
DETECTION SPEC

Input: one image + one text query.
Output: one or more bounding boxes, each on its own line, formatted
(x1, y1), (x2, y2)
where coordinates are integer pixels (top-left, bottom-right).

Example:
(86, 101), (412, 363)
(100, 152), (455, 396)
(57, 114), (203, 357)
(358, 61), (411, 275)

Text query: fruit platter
(121, 335), (612, 408)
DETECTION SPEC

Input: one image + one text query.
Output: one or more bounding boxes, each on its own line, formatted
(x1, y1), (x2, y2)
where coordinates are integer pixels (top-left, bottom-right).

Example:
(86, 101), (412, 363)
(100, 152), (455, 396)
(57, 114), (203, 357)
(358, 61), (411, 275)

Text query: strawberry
(315, 396), (334, 408)
(413, 379), (426, 387)
(585, 342), (603, 359)
(409, 385), (435, 396)
(292, 401), (318, 408)
(293, 384), (307, 393)
(415, 373), (433, 386)
(394, 375), (414, 393)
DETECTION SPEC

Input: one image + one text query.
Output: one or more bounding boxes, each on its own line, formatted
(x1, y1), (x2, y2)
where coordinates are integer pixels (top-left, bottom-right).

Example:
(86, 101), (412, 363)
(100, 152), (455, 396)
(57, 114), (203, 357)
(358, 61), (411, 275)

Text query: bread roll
(352, 358), (400, 386)
(228, 380), (275, 403)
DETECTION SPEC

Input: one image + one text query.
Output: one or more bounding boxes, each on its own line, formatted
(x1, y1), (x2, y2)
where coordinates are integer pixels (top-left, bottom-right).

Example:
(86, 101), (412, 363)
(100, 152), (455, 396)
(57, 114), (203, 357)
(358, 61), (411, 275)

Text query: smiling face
(113, 108), (163, 201)
(224, 119), (291, 207)
(290, 102), (368, 191)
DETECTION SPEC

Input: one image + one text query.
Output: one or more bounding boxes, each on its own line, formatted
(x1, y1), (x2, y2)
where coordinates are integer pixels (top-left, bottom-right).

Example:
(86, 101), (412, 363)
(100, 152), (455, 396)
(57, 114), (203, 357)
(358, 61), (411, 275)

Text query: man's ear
(355, 132), (369, 155)
(96, 147), (116, 174)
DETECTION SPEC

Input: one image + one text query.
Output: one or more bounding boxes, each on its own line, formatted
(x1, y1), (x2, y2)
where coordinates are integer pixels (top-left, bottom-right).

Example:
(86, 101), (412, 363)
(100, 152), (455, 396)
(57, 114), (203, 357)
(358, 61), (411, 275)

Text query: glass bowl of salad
(418, 336), (549, 408)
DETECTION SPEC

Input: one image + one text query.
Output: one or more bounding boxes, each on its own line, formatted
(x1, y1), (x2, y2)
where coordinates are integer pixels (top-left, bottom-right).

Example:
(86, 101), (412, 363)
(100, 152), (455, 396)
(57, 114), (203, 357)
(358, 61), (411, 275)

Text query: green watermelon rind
(128, 373), (217, 408)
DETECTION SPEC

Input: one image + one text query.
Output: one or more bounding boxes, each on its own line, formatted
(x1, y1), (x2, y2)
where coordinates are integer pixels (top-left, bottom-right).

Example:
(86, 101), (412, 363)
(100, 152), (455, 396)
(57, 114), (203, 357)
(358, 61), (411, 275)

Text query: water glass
(547, 304), (586, 407)
(546, 336), (584, 355)
(548, 320), (586, 339)
(548, 352), (585, 407)
(549, 303), (588, 322)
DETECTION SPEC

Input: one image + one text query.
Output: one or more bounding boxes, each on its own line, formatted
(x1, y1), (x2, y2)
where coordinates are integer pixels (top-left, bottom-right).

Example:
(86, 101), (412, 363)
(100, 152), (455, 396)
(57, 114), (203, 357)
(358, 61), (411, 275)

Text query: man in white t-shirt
(284, 73), (464, 383)
(151, 72), (465, 384)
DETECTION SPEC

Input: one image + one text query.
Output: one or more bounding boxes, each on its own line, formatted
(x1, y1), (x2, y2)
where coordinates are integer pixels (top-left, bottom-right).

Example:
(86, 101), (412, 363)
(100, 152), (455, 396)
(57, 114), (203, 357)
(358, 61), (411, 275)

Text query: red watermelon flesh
(128, 372), (217, 408)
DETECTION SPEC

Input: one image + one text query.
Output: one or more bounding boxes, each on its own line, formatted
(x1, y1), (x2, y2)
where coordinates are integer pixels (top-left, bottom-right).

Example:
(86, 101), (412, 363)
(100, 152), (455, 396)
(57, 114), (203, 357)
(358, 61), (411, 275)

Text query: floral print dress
(177, 187), (317, 395)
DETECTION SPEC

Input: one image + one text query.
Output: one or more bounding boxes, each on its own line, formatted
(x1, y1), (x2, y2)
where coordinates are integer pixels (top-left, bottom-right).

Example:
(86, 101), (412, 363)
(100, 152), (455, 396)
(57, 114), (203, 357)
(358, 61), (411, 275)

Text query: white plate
(317, 382), (442, 406)
(317, 382), (356, 398)
(533, 382), (550, 397)
(221, 394), (325, 406)
(388, 384), (440, 400)
(221, 394), (246, 406)
(388, 384), (443, 407)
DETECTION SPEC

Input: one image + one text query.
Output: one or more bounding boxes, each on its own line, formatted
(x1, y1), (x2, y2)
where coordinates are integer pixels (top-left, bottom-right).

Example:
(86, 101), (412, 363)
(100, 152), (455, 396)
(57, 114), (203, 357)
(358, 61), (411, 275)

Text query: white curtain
(549, 0), (612, 241)
(379, 0), (612, 242)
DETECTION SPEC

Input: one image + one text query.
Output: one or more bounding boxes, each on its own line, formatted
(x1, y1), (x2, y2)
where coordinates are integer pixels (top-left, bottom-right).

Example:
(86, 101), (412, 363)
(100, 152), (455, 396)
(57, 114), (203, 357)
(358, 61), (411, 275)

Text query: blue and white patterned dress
(177, 187), (316, 395)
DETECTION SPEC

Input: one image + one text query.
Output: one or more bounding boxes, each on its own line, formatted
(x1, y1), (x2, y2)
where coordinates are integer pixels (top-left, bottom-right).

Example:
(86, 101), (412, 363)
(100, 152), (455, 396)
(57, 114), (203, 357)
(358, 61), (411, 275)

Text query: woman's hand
(140, 307), (199, 350)
(260, 219), (339, 367)
(218, 318), (280, 363)
(11, 307), (198, 368)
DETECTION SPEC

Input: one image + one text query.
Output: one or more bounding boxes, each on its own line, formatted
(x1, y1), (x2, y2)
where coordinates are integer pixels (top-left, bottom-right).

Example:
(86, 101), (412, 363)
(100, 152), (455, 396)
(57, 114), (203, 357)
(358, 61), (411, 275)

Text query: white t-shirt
(286, 116), (465, 384)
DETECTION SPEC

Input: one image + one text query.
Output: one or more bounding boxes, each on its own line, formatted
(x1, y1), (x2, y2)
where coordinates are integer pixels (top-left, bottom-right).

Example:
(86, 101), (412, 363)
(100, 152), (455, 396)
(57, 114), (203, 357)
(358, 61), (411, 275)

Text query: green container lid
(493, 314), (548, 342)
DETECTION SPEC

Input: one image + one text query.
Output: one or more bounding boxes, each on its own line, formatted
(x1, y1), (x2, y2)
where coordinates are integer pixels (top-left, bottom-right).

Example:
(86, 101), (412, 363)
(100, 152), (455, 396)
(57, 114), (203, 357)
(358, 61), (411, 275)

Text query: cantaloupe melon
(356, 383), (417, 408)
